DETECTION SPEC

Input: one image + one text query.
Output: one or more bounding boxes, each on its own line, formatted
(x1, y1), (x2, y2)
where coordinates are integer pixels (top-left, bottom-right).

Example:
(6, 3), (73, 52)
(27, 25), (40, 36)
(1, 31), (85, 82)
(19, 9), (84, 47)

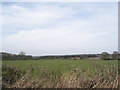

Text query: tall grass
(2, 62), (118, 88)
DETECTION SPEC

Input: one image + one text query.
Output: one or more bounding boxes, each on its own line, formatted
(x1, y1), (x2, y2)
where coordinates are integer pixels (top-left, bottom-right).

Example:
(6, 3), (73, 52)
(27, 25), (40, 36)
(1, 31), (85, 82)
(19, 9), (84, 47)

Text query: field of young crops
(2, 59), (118, 77)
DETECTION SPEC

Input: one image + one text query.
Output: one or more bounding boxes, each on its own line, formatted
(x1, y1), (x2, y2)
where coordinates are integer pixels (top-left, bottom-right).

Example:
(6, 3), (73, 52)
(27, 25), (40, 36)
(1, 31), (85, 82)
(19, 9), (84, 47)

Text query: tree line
(1, 52), (32, 60)
(100, 51), (120, 60)
(1, 51), (120, 60)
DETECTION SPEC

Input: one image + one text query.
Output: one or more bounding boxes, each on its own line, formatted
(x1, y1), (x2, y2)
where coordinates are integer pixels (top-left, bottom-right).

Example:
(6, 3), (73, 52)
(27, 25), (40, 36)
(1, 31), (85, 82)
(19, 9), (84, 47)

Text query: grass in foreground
(2, 59), (118, 88)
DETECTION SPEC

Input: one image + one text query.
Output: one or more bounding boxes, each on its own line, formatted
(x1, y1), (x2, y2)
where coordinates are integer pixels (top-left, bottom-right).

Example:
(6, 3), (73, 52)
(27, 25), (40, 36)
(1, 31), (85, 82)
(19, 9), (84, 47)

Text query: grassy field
(2, 59), (118, 77)
(2, 59), (118, 88)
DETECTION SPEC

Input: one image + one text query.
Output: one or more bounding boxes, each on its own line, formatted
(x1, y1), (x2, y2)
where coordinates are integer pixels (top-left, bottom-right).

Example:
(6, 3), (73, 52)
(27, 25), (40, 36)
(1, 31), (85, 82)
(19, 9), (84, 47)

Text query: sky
(1, 2), (118, 56)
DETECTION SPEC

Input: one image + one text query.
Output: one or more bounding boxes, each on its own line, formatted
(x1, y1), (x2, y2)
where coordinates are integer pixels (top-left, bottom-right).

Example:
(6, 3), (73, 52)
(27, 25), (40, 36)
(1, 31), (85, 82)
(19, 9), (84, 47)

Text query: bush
(2, 65), (25, 88)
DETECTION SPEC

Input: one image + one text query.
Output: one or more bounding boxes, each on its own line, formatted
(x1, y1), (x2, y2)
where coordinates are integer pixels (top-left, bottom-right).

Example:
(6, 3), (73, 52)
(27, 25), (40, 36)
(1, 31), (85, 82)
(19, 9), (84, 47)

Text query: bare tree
(19, 51), (25, 56)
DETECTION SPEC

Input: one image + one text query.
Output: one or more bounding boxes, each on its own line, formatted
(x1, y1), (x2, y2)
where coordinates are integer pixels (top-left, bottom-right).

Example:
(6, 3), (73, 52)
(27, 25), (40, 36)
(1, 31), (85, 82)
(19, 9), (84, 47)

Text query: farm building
(88, 57), (100, 60)
(70, 57), (81, 60)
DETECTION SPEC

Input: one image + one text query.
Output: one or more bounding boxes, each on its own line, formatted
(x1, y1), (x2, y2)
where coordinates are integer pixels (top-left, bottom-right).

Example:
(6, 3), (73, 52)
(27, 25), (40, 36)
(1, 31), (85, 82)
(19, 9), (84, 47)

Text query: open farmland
(2, 59), (118, 88)
(3, 59), (118, 77)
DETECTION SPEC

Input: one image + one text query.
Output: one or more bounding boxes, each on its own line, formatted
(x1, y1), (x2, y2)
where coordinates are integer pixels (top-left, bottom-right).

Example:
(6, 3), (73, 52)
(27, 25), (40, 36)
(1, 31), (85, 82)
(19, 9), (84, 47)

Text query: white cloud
(3, 19), (117, 55)
(2, 0), (119, 2)
(3, 4), (74, 30)
(2, 3), (118, 55)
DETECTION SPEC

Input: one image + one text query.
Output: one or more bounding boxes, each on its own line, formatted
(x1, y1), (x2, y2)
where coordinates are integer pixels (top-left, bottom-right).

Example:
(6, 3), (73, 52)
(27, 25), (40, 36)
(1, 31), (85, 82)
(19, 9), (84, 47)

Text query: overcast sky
(2, 2), (118, 56)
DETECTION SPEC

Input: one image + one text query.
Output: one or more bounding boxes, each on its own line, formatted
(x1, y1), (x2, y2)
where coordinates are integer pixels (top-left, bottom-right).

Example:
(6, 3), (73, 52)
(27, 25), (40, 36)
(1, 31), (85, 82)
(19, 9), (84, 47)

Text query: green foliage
(2, 65), (25, 88)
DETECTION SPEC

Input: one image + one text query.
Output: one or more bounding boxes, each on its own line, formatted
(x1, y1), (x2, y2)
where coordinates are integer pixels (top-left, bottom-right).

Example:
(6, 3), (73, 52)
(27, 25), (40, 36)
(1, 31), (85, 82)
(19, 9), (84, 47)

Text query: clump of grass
(56, 65), (118, 88)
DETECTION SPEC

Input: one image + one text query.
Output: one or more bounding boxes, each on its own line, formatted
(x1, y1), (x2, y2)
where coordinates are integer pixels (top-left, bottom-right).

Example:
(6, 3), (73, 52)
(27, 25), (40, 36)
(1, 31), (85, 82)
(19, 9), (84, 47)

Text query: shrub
(2, 65), (25, 88)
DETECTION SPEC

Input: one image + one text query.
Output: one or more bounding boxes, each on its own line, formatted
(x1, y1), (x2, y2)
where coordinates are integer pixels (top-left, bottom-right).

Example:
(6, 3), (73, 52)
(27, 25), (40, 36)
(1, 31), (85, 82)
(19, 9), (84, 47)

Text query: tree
(112, 51), (119, 60)
(118, 53), (120, 60)
(18, 51), (26, 60)
(100, 52), (110, 60)
(19, 51), (25, 56)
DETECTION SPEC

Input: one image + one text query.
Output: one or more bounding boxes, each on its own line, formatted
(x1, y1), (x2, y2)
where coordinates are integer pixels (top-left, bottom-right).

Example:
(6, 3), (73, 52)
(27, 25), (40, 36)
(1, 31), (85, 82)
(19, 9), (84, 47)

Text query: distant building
(70, 57), (81, 60)
(88, 57), (100, 60)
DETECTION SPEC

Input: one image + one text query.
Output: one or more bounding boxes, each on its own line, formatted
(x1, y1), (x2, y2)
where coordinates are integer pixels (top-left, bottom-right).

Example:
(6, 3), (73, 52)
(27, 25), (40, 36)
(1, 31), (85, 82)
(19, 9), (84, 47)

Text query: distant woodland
(1, 51), (120, 60)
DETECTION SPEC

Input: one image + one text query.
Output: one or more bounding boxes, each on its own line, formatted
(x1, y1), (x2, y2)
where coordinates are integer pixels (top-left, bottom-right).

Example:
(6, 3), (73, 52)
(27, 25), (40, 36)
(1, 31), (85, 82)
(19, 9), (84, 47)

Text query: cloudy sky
(2, 2), (118, 56)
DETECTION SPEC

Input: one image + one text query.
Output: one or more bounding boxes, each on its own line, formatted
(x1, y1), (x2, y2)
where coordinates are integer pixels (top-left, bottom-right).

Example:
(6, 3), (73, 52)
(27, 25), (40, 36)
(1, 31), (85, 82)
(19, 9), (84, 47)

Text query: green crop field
(2, 59), (119, 88)
(2, 59), (118, 77)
